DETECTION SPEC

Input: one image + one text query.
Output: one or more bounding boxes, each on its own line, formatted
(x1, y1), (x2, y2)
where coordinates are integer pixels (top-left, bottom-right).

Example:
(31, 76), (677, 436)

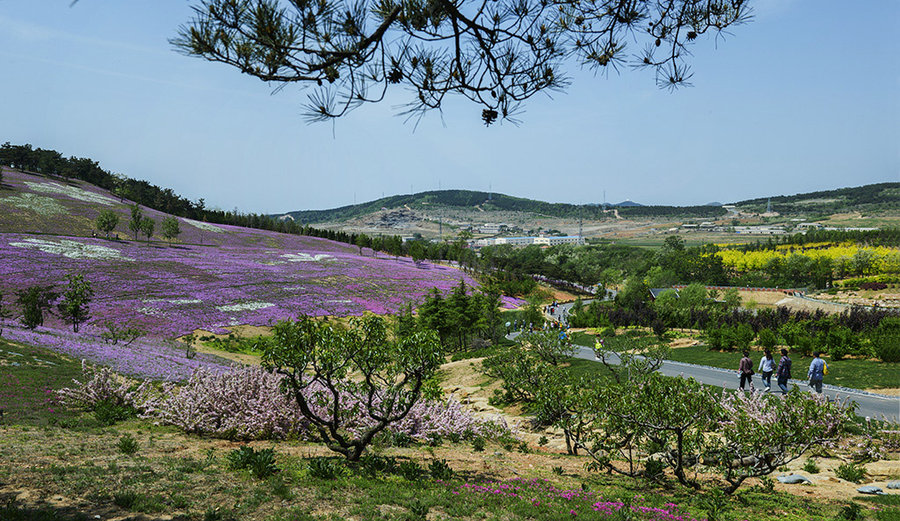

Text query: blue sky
(0, 0), (897, 213)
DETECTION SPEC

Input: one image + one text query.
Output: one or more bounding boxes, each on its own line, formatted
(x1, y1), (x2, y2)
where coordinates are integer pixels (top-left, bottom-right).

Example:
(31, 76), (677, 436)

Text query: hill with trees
(279, 190), (728, 223)
(734, 183), (900, 215)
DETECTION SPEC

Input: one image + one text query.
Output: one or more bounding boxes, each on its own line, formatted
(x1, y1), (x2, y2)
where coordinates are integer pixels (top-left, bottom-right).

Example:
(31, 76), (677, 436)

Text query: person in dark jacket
(738, 350), (753, 391)
(776, 348), (792, 394)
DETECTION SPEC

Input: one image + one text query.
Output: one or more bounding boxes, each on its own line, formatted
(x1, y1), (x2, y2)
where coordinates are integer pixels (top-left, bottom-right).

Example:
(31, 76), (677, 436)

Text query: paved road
(508, 300), (900, 420)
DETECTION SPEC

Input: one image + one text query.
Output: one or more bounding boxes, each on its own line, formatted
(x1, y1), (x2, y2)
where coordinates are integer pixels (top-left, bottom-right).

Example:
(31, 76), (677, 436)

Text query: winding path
(509, 300), (900, 420)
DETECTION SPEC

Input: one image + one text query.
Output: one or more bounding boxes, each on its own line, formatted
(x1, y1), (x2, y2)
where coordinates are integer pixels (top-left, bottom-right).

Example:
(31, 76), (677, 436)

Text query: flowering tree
(264, 315), (445, 460)
(710, 389), (856, 494)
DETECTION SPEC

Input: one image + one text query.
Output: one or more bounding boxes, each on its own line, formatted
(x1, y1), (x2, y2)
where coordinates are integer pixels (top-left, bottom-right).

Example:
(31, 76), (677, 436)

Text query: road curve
(507, 300), (900, 420)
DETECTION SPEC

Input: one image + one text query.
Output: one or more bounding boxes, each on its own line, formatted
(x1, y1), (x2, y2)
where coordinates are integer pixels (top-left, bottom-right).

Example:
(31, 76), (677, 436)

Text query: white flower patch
(216, 301), (275, 313)
(9, 238), (135, 261)
(281, 253), (334, 262)
(144, 298), (202, 305)
(137, 306), (164, 316)
(24, 181), (118, 205)
(183, 218), (225, 233)
(2, 193), (68, 216)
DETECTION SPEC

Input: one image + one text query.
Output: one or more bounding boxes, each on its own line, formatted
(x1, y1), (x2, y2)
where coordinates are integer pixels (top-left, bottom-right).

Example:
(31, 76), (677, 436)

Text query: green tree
(516, 329), (576, 366)
(128, 204), (143, 240)
(57, 273), (93, 332)
(723, 287), (741, 309)
(140, 216), (155, 242)
(593, 334), (670, 384)
(95, 209), (120, 239)
(617, 276), (648, 310)
(174, 0), (749, 124)
(408, 241), (426, 266)
(16, 285), (57, 329)
(354, 233), (370, 255)
(757, 328), (778, 351)
(576, 373), (713, 488)
(0, 291), (10, 336)
(161, 216), (181, 242)
(678, 283), (708, 309)
(264, 315), (444, 461)
(871, 317), (900, 363)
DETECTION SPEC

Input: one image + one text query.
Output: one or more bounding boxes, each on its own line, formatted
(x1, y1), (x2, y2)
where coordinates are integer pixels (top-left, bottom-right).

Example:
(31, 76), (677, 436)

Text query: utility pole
(579, 212), (583, 243)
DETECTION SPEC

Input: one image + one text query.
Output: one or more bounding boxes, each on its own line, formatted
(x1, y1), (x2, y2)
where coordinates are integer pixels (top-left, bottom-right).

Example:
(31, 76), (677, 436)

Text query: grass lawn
(663, 345), (900, 391)
(0, 416), (882, 521)
(0, 336), (86, 427)
(0, 337), (896, 520)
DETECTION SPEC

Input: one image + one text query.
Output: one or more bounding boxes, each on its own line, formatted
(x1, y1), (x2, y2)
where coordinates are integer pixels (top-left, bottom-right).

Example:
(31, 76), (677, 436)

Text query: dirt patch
(737, 290), (791, 307)
(865, 388), (900, 397)
(668, 337), (700, 349)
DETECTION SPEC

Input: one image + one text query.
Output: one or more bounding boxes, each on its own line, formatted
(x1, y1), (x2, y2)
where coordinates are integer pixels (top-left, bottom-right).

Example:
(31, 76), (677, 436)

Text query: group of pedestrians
(738, 348), (828, 394)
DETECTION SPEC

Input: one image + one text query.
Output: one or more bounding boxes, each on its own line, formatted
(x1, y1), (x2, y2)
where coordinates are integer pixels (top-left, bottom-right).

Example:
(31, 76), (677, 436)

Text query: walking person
(758, 350), (775, 392)
(738, 350), (754, 391)
(776, 348), (792, 394)
(807, 351), (827, 394)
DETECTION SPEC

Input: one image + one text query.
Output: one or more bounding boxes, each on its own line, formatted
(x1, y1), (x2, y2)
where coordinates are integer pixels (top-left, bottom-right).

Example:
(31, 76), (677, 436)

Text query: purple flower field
(0, 169), (522, 380)
(2, 323), (234, 380)
(0, 231), (514, 337)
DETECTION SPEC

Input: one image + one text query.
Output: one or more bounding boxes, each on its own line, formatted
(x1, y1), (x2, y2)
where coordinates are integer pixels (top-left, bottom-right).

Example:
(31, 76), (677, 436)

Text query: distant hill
(733, 183), (900, 215)
(278, 190), (726, 223)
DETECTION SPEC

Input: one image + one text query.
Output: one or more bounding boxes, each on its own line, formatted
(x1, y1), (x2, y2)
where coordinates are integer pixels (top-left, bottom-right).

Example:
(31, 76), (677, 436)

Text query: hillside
(277, 190), (726, 224)
(0, 168), (512, 344)
(734, 182), (900, 215)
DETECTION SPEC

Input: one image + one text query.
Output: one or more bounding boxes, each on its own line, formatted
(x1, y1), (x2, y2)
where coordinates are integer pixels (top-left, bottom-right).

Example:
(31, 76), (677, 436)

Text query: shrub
(408, 499), (429, 520)
(757, 328), (778, 351)
(871, 318), (900, 363)
(117, 434), (139, 455)
(398, 460), (422, 481)
(94, 400), (136, 426)
(113, 491), (138, 509)
(57, 362), (147, 413)
(428, 459), (453, 480)
(644, 459), (665, 479)
(226, 446), (277, 479)
(802, 459), (820, 474)
(834, 462), (866, 483)
(472, 437), (485, 452)
(307, 457), (343, 480)
(552, 466), (564, 475)
(837, 502), (864, 520)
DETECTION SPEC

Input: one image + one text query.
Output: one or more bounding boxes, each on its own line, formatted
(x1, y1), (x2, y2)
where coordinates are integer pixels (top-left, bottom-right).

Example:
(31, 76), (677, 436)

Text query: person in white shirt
(758, 349), (775, 392)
